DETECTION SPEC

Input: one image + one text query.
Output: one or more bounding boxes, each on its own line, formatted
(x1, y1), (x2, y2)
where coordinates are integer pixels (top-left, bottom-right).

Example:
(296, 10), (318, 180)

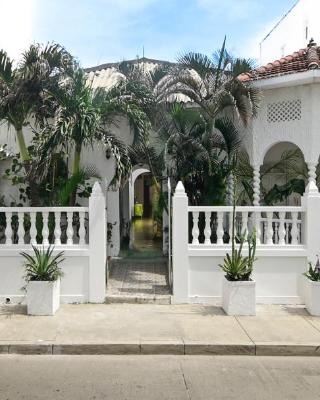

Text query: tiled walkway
(106, 258), (171, 304)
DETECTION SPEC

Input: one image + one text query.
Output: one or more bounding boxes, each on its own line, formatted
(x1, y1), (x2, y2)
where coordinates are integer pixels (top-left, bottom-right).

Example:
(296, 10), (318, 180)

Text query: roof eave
(251, 69), (320, 89)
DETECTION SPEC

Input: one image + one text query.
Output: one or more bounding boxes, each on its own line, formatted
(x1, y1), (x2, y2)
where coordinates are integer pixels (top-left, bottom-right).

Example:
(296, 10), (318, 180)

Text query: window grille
(267, 100), (301, 123)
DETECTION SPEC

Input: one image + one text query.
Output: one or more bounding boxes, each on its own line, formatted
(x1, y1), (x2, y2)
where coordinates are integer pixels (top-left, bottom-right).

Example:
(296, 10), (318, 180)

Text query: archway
(260, 141), (306, 205)
(130, 171), (162, 252)
(118, 166), (163, 254)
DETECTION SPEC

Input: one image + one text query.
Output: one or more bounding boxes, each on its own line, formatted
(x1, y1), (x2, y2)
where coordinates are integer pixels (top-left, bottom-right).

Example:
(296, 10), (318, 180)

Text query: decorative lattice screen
(267, 99), (301, 123)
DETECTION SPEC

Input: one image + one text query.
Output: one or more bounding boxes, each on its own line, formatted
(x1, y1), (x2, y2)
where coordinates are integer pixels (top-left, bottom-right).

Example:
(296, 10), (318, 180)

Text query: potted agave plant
(219, 190), (257, 315)
(21, 245), (64, 316)
(303, 257), (320, 316)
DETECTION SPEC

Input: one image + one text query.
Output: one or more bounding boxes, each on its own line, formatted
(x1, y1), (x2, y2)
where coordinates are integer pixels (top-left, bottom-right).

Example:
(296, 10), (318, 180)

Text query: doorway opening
(132, 172), (162, 253)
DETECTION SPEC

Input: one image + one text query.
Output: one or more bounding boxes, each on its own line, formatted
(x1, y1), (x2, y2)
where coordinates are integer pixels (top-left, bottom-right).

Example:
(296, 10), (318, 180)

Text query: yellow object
(134, 203), (143, 217)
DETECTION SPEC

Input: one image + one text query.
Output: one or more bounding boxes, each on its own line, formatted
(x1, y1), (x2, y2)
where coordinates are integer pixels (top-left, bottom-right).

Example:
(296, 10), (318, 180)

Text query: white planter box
(27, 280), (60, 316)
(304, 279), (320, 316)
(222, 277), (256, 316)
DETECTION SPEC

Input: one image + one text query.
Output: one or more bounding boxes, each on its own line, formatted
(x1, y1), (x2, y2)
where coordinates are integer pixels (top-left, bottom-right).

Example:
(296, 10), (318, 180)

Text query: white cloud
(196, 0), (261, 22)
(0, 0), (36, 62)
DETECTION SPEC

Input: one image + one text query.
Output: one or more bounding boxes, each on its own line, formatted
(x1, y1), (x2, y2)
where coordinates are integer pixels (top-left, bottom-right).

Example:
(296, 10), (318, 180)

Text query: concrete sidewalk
(0, 303), (320, 356)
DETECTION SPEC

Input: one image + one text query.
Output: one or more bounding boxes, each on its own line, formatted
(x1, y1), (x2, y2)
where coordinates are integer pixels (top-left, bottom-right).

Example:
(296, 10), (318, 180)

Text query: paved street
(1, 355), (320, 400)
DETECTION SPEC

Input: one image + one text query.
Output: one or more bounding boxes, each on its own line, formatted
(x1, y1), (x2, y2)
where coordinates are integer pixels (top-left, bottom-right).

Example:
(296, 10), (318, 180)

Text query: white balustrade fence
(0, 207), (89, 246)
(188, 206), (304, 246)
(172, 181), (320, 305)
(0, 182), (107, 304)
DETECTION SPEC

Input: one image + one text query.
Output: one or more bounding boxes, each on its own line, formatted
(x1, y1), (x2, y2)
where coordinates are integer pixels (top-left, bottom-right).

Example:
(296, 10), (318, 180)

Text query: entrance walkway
(106, 258), (171, 304)
(131, 218), (162, 253)
(106, 217), (170, 304)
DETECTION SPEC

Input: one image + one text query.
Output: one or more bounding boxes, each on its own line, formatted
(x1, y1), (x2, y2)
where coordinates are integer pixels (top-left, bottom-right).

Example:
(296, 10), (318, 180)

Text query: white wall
(172, 181), (320, 306)
(188, 254), (306, 304)
(260, 0), (319, 65)
(243, 82), (320, 167)
(0, 249), (89, 304)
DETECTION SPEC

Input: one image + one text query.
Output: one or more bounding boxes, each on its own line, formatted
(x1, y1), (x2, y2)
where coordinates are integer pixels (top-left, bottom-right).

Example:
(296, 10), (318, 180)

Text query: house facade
(1, 43), (320, 259)
(240, 38), (320, 206)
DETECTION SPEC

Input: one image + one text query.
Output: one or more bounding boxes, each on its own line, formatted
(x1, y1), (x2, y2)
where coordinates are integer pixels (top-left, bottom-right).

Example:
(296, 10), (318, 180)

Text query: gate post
(172, 181), (189, 303)
(301, 181), (320, 262)
(89, 182), (107, 302)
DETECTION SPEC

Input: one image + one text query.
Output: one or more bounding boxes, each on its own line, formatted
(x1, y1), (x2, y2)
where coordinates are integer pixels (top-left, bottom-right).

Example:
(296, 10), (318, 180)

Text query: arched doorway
(118, 166), (163, 255)
(260, 141), (307, 205)
(130, 171), (162, 253)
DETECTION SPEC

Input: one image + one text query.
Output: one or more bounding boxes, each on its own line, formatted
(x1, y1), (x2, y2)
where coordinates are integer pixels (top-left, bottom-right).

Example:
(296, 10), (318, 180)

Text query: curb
(0, 342), (320, 356)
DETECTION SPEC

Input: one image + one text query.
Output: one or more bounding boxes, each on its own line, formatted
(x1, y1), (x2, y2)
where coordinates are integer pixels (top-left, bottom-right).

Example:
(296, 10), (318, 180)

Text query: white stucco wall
(188, 254), (306, 304)
(243, 80), (320, 167)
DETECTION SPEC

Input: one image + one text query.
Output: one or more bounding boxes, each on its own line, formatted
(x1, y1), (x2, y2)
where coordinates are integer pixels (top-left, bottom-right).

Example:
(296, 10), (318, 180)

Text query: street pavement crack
(179, 360), (192, 400)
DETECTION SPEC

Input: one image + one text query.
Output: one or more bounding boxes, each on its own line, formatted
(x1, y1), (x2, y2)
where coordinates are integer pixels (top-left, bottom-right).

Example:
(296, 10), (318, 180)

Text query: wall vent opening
(267, 99), (301, 123)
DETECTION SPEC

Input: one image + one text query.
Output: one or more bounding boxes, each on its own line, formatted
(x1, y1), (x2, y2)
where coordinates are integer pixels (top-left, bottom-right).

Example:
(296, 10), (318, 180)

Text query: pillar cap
(304, 181), (320, 196)
(91, 181), (104, 197)
(174, 181), (187, 197)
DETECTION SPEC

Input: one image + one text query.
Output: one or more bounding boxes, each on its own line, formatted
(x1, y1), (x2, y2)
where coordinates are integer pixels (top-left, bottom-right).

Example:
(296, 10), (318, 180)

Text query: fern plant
(21, 245), (64, 282)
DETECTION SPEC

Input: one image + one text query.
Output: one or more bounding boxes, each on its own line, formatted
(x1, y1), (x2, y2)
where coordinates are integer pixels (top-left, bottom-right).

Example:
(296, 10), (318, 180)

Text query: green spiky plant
(219, 157), (257, 281)
(21, 245), (64, 282)
(304, 257), (320, 282)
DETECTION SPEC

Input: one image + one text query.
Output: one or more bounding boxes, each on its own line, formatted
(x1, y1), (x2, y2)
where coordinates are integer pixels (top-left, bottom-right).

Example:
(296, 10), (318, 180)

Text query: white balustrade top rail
(0, 207), (89, 246)
(188, 205), (305, 246)
(0, 207), (88, 213)
(188, 206), (305, 212)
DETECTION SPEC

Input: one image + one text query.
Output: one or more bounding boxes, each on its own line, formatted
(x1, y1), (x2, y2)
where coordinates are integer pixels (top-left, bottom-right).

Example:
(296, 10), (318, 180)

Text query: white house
(240, 37), (320, 204)
(2, 43), (320, 305)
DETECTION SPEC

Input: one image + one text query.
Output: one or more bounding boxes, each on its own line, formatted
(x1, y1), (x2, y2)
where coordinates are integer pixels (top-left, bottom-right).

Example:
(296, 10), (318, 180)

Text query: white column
(216, 212), (224, 245)
(89, 182), (107, 303)
(191, 212), (199, 245)
(227, 173), (234, 206)
(301, 181), (320, 262)
(172, 181), (189, 303)
(253, 164), (261, 206)
(306, 162), (318, 194)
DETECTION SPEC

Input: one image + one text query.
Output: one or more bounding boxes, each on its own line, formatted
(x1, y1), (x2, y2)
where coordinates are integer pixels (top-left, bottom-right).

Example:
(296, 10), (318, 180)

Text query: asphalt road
(1, 355), (320, 400)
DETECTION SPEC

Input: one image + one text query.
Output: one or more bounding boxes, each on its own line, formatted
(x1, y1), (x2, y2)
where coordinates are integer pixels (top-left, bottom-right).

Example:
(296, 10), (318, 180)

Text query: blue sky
(0, 0), (297, 67)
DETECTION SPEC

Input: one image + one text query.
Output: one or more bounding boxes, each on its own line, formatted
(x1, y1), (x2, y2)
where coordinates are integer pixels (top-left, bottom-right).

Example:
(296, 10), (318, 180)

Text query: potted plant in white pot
(303, 257), (320, 316)
(21, 245), (64, 316)
(219, 187), (257, 315)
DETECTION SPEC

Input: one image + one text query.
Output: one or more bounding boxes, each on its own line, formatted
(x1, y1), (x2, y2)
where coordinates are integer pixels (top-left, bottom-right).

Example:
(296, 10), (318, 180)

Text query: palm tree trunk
(69, 143), (82, 206)
(16, 127), (41, 205)
(16, 127), (30, 162)
(72, 143), (82, 175)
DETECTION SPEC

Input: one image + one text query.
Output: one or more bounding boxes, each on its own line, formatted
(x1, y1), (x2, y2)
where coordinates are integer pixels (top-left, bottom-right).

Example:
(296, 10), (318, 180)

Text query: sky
(0, 0), (298, 68)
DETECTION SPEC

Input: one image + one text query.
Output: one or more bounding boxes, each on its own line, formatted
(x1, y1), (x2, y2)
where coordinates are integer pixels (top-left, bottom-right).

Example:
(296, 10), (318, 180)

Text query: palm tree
(157, 38), (260, 126)
(161, 103), (241, 205)
(41, 66), (152, 205)
(0, 44), (73, 165)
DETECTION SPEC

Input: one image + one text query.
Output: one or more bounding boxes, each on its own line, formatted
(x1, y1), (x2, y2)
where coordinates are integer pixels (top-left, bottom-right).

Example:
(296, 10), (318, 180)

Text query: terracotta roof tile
(239, 39), (320, 82)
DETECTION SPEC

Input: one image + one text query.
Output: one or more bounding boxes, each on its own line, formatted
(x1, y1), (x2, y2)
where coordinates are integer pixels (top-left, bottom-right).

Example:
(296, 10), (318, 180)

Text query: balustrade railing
(0, 207), (89, 246)
(188, 206), (304, 246)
